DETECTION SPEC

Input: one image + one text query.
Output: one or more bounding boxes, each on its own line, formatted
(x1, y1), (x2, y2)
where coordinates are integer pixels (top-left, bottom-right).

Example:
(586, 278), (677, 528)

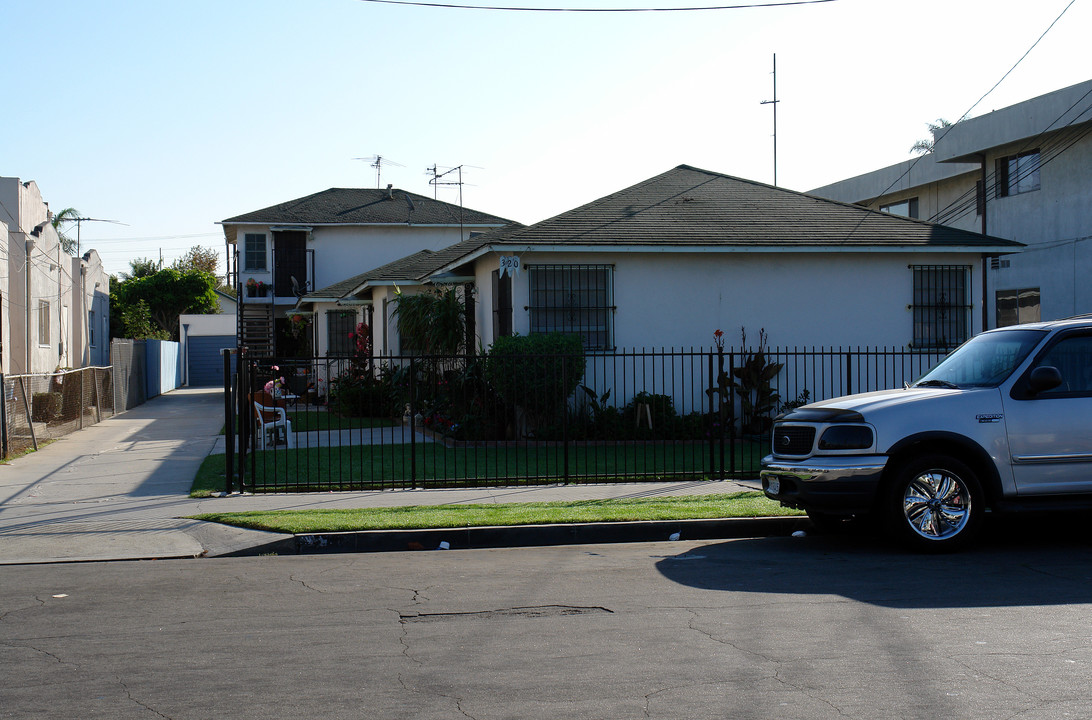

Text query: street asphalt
(0, 387), (797, 565)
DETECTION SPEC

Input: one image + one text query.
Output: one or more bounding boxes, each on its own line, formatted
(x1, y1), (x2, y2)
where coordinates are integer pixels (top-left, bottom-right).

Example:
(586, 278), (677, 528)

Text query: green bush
(484, 334), (585, 432)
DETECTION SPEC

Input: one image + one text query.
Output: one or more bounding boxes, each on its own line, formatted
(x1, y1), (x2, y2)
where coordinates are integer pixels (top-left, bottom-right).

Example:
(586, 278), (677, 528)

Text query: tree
(121, 257), (161, 281)
(111, 268), (219, 340)
(910, 118), (953, 155)
(51, 207), (81, 255)
(172, 245), (220, 276)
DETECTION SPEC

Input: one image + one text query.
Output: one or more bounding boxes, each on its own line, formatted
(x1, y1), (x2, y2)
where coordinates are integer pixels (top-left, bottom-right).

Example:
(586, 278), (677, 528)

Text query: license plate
(766, 478), (780, 495)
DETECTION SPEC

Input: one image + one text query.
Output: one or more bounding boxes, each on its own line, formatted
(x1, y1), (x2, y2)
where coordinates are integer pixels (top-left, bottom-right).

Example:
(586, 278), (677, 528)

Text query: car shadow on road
(656, 514), (1092, 609)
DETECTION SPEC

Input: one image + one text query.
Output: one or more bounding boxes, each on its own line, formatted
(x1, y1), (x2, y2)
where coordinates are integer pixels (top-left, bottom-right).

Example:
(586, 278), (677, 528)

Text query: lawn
(192, 440), (765, 496)
(188, 491), (801, 533)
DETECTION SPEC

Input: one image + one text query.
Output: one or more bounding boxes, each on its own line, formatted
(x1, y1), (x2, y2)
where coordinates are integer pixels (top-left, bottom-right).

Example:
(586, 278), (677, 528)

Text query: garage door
(188, 335), (236, 386)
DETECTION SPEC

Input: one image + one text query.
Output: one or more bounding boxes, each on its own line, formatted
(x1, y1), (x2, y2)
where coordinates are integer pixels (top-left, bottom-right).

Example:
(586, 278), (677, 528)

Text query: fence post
(846, 351), (853, 395)
(562, 353), (569, 484)
(707, 352), (715, 478)
(0, 373), (7, 459)
(409, 357), (417, 488)
(223, 349), (235, 494)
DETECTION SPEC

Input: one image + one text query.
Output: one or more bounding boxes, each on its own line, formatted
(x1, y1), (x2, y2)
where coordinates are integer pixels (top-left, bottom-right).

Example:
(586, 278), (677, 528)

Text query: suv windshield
(914, 329), (1046, 388)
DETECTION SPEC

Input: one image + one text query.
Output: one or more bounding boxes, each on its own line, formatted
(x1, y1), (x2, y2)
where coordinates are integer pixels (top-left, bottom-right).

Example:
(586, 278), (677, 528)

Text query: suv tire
(886, 454), (983, 551)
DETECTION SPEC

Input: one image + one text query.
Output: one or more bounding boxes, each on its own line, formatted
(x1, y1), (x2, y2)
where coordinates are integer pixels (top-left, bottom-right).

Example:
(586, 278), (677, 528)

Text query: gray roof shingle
(222, 187), (513, 227)
(491, 165), (1022, 248)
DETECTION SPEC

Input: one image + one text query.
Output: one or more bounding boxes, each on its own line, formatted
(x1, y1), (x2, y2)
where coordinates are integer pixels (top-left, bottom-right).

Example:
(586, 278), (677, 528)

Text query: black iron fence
(223, 344), (948, 493)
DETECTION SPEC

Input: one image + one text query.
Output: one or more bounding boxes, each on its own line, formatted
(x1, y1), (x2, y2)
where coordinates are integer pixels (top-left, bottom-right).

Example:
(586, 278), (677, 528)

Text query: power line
(837, 0), (1077, 242)
(355, 0), (835, 10)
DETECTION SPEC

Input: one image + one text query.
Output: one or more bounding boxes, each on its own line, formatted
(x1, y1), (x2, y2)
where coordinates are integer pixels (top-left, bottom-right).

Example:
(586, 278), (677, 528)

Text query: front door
(273, 230), (308, 298)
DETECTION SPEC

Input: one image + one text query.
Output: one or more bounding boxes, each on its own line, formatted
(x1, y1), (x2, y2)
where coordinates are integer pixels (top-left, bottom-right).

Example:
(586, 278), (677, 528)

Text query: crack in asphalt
(116, 676), (173, 719)
(682, 608), (854, 719)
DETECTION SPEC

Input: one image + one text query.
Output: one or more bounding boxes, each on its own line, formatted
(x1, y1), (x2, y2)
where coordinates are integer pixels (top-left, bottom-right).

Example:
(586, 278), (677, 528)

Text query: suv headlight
(818, 425), (873, 450)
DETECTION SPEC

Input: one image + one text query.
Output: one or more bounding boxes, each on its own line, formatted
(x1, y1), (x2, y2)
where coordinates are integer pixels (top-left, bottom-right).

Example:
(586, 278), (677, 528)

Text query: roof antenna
(352, 155), (404, 188)
(759, 53), (779, 187)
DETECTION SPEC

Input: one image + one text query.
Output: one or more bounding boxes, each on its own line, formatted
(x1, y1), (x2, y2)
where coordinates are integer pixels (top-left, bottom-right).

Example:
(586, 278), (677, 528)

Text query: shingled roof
(221, 187), (512, 232)
(479, 165), (1021, 249)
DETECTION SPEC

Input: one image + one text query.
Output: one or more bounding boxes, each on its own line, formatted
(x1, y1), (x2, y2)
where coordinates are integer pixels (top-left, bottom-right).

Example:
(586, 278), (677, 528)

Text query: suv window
(1029, 334), (1092, 397)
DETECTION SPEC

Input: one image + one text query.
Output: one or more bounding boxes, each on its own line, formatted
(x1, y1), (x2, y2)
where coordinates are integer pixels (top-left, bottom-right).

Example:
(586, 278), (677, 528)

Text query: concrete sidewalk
(0, 387), (777, 565)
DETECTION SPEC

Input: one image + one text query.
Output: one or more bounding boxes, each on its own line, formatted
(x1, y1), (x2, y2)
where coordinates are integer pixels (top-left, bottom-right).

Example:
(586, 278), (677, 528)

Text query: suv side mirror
(1028, 365), (1063, 395)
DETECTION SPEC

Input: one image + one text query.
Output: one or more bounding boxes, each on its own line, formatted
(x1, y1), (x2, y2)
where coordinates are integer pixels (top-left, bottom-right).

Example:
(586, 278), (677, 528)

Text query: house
(218, 186), (512, 360)
(0, 177), (109, 375)
(810, 79), (1092, 328)
(309, 165), (1022, 358)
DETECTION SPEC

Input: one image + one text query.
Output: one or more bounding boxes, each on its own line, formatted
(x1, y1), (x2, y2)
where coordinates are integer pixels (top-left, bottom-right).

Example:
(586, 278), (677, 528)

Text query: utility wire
(838, 0), (1077, 240)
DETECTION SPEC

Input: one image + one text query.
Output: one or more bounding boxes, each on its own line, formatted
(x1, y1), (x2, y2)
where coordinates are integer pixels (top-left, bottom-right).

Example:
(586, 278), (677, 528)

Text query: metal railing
(223, 345), (948, 493)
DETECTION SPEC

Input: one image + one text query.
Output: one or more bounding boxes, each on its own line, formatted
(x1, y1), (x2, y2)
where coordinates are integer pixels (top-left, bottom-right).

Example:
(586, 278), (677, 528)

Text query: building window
(528, 264), (614, 350)
(996, 150), (1040, 197)
(327, 310), (357, 356)
(89, 310), (96, 347)
(996, 288), (1041, 328)
(244, 233), (267, 271)
(911, 265), (971, 348)
(38, 300), (51, 346)
(880, 198), (919, 218)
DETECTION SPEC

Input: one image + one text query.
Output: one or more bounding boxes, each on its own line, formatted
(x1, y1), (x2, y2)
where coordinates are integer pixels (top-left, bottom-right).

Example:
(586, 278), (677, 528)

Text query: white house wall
(475, 250), (987, 352)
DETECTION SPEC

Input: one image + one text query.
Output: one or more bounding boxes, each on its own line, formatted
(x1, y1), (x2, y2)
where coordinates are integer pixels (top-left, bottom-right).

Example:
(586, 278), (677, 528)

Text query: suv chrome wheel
(902, 469), (972, 540)
(888, 454), (983, 550)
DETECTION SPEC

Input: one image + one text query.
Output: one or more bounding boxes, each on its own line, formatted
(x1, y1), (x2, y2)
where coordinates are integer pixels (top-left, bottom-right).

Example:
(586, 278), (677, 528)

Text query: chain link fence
(2, 368), (116, 458)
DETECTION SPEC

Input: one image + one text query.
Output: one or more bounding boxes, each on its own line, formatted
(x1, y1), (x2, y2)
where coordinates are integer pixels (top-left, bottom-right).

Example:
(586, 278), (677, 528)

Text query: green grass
(188, 491), (801, 533)
(191, 441), (765, 497)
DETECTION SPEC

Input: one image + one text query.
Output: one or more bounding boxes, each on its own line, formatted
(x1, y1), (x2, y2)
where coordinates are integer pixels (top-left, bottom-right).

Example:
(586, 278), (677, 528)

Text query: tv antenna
(353, 155), (404, 188)
(427, 164), (483, 205)
(759, 53), (779, 186)
(64, 216), (128, 256)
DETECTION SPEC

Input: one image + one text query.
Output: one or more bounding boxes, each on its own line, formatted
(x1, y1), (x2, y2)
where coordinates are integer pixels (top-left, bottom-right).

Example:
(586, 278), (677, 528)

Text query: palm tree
(51, 207), (81, 254)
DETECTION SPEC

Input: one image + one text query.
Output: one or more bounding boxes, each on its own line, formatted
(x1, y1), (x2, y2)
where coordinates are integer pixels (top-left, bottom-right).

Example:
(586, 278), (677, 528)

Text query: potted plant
(245, 278), (268, 297)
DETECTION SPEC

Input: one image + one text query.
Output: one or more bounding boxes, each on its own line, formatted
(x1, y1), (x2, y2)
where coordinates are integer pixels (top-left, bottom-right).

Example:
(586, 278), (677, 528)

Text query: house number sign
(499, 255), (521, 278)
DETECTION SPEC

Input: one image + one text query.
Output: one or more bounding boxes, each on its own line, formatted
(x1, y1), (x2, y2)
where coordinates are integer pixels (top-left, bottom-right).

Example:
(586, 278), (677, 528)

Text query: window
(996, 150), (1040, 197)
(244, 233), (267, 271)
(996, 288), (1041, 328)
(880, 198), (919, 218)
(38, 300), (50, 346)
(528, 264), (614, 350)
(1031, 335), (1092, 397)
(911, 265), (971, 348)
(327, 310), (357, 356)
(89, 310), (96, 347)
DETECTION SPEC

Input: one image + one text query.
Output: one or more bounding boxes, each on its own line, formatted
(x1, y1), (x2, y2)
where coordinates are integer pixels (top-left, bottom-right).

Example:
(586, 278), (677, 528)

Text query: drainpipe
(25, 237), (34, 374)
(979, 154), (990, 331)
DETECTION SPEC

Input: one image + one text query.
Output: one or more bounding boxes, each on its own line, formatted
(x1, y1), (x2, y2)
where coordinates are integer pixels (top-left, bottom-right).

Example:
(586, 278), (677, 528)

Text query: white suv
(761, 317), (1092, 550)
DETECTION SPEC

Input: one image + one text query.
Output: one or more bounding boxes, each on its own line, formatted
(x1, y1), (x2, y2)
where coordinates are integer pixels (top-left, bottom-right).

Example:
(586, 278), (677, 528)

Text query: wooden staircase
(239, 302), (274, 358)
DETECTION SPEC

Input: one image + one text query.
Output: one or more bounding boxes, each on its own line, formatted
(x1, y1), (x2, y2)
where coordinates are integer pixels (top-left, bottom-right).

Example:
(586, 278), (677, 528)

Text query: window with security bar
(528, 264), (614, 350)
(326, 310), (357, 356)
(911, 265), (971, 348)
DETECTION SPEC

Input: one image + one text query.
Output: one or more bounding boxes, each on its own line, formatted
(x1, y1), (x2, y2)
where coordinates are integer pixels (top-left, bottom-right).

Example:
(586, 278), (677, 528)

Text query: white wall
(474, 249), (988, 352)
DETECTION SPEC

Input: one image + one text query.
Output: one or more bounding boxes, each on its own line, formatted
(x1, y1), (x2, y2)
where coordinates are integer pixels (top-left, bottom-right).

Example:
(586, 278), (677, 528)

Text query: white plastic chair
(252, 393), (293, 449)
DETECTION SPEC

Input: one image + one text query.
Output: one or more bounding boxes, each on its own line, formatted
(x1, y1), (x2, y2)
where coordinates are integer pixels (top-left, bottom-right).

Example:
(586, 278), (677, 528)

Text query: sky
(2, 0), (1089, 278)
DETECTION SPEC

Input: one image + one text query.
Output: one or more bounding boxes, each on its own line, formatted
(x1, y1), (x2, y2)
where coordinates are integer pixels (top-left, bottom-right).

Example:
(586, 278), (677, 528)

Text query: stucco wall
(474, 250), (987, 352)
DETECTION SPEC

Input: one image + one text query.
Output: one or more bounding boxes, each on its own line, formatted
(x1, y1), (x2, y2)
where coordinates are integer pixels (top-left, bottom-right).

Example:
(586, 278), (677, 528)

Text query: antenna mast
(427, 164), (465, 207)
(760, 53), (779, 186)
(352, 155), (404, 188)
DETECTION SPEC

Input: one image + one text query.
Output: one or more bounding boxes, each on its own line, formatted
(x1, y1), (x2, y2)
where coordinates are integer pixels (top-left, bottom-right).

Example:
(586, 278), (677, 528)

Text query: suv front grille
(773, 425), (815, 455)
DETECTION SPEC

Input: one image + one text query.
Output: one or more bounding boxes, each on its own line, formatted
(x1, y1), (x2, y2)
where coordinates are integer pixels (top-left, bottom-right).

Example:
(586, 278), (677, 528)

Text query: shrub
(32, 392), (63, 423)
(484, 334), (585, 432)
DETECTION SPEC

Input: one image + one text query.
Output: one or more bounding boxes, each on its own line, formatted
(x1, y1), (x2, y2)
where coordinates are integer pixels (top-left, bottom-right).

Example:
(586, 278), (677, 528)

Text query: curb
(223, 516), (810, 556)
